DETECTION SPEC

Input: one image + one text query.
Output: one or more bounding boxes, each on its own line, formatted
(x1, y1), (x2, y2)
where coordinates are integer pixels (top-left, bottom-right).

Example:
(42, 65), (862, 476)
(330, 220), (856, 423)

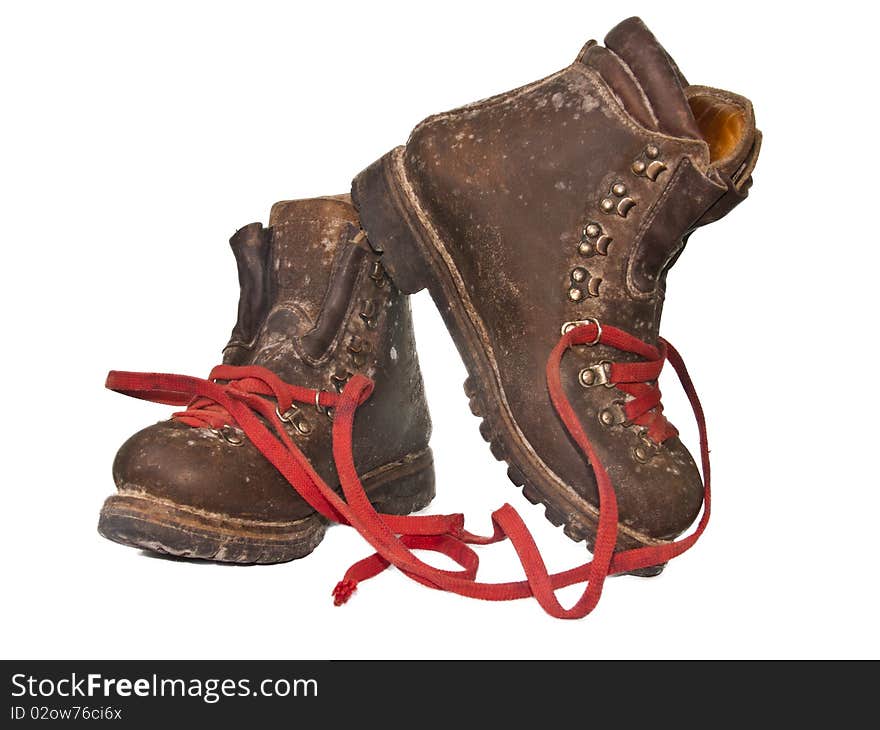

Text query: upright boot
(352, 17), (760, 563)
(99, 195), (434, 563)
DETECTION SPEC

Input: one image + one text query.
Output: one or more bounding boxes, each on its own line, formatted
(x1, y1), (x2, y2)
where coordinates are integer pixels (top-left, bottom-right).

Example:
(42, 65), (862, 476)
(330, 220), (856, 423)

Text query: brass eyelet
(276, 403), (314, 435)
(598, 407), (619, 428)
(578, 360), (614, 388)
(314, 391), (334, 420)
(211, 425), (244, 447)
(598, 401), (631, 429)
(560, 318), (602, 345)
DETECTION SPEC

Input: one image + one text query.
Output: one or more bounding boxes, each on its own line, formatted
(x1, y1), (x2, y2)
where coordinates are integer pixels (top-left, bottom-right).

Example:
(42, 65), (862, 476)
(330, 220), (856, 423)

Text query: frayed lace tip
(332, 579), (357, 606)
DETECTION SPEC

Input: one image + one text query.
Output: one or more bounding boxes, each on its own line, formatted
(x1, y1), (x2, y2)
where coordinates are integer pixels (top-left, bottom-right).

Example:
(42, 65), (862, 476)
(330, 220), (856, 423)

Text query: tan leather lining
(688, 94), (746, 163)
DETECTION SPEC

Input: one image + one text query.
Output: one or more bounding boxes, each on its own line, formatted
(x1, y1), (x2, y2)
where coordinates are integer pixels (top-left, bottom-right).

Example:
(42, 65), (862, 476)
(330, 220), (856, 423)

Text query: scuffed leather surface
(113, 197), (431, 522)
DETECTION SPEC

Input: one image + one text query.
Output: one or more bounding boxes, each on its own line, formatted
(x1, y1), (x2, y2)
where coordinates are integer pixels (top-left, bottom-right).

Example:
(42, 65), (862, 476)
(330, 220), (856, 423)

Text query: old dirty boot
(99, 195), (434, 563)
(352, 17), (760, 567)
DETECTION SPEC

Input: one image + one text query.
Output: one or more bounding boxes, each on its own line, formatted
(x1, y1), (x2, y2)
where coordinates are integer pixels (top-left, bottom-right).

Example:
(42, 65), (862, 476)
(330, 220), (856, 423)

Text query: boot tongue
(257, 196), (364, 366)
(266, 195), (360, 332)
(224, 196), (363, 375)
(602, 17), (702, 142)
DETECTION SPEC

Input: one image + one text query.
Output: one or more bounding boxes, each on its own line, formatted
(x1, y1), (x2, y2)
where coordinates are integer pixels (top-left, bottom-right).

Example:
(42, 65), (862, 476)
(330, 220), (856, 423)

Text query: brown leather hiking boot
(352, 17), (760, 567)
(99, 195), (434, 563)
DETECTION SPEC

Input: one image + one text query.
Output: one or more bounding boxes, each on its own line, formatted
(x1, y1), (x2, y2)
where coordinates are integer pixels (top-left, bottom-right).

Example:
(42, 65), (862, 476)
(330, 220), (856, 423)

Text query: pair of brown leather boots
(100, 18), (760, 618)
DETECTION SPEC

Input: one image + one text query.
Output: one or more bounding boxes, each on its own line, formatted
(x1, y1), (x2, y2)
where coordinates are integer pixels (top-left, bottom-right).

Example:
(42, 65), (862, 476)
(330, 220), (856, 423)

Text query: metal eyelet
(330, 368), (352, 392)
(645, 160), (667, 181)
(276, 404), (313, 435)
(633, 145), (668, 181)
(347, 335), (372, 367)
(583, 223), (601, 238)
(560, 318), (602, 345)
(598, 407), (619, 428)
(597, 401), (630, 429)
(211, 425), (244, 446)
(360, 299), (378, 328)
(601, 182), (637, 218)
(571, 267), (588, 283)
(632, 431), (658, 463)
(369, 260), (387, 287)
(579, 222), (604, 259)
(314, 391), (334, 420)
(578, 361), (614, 388)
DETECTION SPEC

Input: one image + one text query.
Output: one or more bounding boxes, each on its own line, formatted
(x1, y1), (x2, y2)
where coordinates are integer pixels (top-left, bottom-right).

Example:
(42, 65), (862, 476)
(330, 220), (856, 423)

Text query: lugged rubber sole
(352, 148), (666, 576)
(98, 448), (435, 564)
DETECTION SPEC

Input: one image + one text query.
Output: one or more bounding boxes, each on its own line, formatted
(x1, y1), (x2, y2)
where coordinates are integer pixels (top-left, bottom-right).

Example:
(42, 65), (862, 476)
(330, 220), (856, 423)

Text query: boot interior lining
(688, 94), (746, 164)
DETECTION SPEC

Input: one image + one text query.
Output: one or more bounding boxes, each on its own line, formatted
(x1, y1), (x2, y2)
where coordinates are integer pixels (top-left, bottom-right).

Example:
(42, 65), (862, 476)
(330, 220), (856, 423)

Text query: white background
(1, 1), (876, 659)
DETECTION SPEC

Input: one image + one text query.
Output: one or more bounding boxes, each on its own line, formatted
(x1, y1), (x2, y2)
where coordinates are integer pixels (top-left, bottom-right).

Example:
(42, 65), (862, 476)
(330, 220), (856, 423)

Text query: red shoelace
(105, 322), (709, 619)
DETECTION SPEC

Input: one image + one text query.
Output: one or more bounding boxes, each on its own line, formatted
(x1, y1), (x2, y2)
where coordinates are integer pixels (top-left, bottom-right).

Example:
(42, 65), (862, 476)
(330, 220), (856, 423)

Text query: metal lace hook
(211, 424), (244, 447)
(560, 317), (602, 345)
(315, 390), (333, 420)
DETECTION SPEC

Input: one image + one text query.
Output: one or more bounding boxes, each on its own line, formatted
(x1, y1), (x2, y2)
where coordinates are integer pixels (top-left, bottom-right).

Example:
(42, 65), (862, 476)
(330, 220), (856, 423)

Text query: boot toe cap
(111, 420), (313, 522)
(613, 435), (704, 542)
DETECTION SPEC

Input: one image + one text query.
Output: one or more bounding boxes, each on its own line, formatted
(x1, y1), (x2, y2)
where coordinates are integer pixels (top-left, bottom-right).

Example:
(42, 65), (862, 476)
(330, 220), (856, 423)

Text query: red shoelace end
(332, 579), (358, 606)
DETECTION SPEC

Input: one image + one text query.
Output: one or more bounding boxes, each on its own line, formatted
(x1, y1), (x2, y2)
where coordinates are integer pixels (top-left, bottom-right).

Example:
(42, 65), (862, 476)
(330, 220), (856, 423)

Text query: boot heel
(626, 563), (666, 578)
(352, 147), (431, 295)
(364, 448), (436, 516)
